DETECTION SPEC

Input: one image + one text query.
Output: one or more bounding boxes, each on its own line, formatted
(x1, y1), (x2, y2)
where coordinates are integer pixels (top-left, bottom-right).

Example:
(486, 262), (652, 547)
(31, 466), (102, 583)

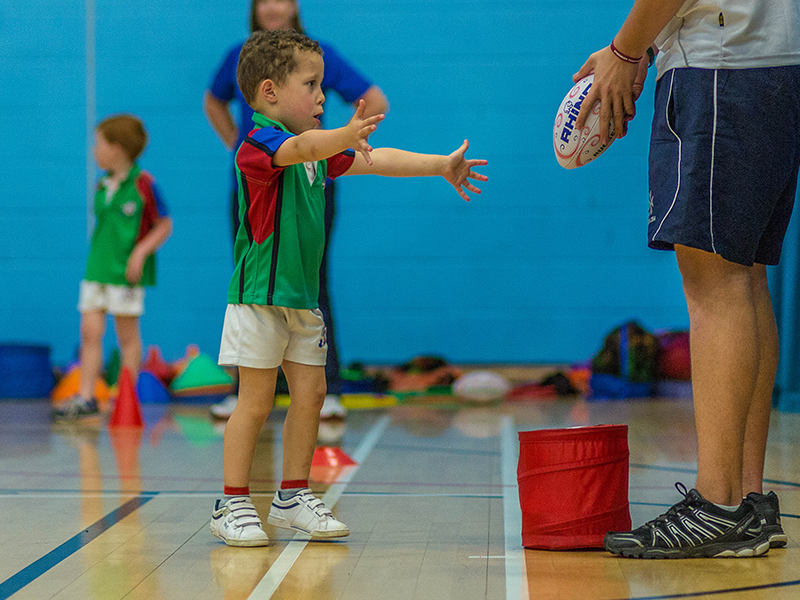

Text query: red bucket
(517, 424), (631, 549)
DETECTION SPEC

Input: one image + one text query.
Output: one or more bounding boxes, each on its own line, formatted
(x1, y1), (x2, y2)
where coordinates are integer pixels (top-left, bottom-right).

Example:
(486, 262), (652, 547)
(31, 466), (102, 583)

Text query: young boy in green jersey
(52, 115), (173, 420)
(210, 29), (487, 546)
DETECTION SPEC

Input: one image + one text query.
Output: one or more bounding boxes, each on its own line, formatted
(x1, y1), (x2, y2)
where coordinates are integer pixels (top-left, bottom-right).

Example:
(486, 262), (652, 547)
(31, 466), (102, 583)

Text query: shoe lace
(647, 482), (698, 527)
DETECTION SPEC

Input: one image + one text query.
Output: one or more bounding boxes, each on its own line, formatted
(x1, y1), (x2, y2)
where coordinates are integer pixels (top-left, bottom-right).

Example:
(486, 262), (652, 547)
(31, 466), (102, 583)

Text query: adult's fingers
(576, 85), (599, 131)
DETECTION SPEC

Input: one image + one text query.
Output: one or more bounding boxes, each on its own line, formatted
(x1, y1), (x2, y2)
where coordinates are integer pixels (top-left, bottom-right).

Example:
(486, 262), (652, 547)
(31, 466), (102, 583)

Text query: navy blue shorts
(648, 66), (800, 266)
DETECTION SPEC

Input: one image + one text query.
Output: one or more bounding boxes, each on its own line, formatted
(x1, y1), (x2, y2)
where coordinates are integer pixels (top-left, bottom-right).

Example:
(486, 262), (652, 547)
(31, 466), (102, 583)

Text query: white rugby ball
(452, 371), (512, 403)
(553, 74), (615, 169)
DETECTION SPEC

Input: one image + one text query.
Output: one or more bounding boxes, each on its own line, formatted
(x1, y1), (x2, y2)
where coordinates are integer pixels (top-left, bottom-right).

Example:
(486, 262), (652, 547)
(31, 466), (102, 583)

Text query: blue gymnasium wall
(0, 0), (690, 367)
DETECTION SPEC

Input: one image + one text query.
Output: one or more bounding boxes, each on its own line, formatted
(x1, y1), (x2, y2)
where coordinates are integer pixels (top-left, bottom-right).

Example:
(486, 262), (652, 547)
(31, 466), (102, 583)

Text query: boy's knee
(80, 321), (103, 344)
(235, 402), (272, 423)
(118, 334), (141, 351)
(295, 385), (326, 411)
(307, 379), (328, 403)
(115, 316), (140, 338)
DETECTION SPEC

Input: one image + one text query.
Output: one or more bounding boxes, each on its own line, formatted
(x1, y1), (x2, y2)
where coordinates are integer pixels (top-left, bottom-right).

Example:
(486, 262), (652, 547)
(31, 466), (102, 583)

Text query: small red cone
(310, 446), (357, 484)
(109, 367), (144, 428)
(142, 346), (177, 386)
(311, 446), (357, 467)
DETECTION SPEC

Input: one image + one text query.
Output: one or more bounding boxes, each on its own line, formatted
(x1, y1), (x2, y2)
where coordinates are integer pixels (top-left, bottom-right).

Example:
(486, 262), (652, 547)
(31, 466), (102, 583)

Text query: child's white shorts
(78, 280), (145, 316)
(218, 304), (327, 369)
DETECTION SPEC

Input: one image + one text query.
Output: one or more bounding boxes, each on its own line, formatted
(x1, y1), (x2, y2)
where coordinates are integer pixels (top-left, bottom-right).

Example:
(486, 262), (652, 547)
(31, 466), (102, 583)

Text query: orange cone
(51, 365), (112, 407)
(310, 446), (357, 484)
(312, 446), (357, 467)
(109, 367), (144, 428)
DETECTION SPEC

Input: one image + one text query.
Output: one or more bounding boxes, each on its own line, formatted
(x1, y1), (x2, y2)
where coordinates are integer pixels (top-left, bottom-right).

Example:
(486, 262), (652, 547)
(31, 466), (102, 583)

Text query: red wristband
(610, 39), (642, 64)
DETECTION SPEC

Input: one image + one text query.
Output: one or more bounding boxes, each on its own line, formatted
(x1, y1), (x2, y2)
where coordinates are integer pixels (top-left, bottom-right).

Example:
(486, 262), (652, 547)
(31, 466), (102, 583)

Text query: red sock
(224, 485), (250, 496)
(280, 479), (308, 490)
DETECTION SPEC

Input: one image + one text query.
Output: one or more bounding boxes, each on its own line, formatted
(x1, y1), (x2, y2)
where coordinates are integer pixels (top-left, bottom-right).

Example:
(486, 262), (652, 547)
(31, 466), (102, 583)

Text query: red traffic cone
(109, 367), (144, 428)
(142, 346), (177, 386)
(311, 446), (357, 467)
(310, 446), (357, 485)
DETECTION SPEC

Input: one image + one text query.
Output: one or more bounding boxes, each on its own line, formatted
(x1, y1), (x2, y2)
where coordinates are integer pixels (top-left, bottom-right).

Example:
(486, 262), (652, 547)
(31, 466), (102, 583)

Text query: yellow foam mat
(273, 393), (398, 409)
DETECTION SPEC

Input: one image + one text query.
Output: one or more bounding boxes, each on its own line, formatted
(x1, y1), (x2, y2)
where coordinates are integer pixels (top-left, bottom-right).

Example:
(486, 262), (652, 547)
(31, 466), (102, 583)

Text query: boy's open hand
(346, 99), (385, 165)
(125, 250), (145, 285)
(443, 140), (488, 202)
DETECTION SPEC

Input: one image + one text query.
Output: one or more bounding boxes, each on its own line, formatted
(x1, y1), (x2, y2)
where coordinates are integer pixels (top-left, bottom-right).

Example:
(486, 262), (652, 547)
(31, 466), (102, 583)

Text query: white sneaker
(267, 488), (350, 538)
(319, 395), (346, 420)
(210, 394), (238, 420)
(317, 420), (346, 445)
(210, 497), (270, 547)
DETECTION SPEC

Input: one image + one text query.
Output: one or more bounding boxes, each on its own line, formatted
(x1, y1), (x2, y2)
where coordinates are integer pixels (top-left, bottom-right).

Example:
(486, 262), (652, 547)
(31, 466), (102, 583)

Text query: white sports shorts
(218, 304), (328, 369)
(78, 280), (145, 316)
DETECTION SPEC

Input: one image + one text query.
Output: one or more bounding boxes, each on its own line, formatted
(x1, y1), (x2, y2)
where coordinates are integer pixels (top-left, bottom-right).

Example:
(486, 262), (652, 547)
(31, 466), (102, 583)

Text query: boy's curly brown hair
(237, 29), (322, 107)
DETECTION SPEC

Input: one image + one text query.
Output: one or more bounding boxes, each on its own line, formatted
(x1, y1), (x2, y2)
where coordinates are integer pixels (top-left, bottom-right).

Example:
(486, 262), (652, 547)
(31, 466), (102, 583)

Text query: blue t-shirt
(208, 38), (372, 189)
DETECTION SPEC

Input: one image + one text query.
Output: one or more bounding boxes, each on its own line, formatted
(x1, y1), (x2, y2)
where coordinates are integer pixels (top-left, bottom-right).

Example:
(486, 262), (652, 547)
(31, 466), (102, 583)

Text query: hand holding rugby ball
(553, 74), (615, 169)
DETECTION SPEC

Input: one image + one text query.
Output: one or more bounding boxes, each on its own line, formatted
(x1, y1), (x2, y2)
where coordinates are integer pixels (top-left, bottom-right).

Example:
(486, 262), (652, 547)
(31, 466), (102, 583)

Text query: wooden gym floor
(0, 391), (798, 600)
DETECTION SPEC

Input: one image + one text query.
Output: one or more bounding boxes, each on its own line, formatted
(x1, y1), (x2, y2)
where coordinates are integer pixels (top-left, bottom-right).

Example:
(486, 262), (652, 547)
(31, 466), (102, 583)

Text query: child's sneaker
(746, 491), (787, 548)
(604, 483), (770, 559)
(210, 394), (238, 420)
(210, 497), (269, 547)
(51, 395), (99, 420)
(267, 488), (349, 538)
(320, 395), (346, 420)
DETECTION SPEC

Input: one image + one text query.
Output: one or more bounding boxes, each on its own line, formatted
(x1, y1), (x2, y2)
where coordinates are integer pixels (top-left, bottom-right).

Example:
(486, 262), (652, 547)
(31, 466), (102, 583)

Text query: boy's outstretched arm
(344, 140), (488, 202)
(273, 100), (384, 167)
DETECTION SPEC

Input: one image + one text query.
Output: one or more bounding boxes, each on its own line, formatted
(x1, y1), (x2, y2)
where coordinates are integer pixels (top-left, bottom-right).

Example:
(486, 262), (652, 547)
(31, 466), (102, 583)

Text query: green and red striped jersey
(229, 113), (355, 308)
(85, 164), (169, 287)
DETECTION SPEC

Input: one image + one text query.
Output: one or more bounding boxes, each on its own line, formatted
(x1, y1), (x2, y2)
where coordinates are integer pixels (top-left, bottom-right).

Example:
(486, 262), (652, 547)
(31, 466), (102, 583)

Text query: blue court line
(630, 463), (800, 488)
(630, 463), (698, 475)
(0, 495), (155, 600)
(341, 491), (504, 499)
(619, 579), (800, 600)
(0, 489), (504, 501)
(374, 443), (502, 457)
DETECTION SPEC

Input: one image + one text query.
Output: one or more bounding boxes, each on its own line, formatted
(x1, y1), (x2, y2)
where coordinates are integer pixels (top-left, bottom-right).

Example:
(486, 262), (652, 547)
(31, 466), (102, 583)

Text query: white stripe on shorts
(708, 69), (718, 253)
(652, 69), (681, 244)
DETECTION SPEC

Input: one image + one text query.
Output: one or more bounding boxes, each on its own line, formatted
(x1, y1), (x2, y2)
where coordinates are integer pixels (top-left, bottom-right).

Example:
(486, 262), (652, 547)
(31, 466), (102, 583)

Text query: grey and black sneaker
(604, 482), (770, 559)
(51, 395), (99, 420)
(746, 491), (787, 548)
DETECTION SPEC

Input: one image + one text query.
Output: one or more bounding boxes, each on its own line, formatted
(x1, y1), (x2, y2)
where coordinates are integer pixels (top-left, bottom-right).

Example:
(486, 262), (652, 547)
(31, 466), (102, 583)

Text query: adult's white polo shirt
(655, 0), (800, 78)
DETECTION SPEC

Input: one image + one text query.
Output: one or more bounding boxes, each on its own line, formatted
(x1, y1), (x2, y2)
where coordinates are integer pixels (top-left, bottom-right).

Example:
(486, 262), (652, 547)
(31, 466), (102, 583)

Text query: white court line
(501, 416), (528, 600)
(248, 414), (391, 600)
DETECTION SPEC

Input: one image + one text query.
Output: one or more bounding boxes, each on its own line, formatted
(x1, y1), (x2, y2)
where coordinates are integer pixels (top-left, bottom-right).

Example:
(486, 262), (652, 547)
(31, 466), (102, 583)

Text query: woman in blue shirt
(204, 0), (389, 421)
